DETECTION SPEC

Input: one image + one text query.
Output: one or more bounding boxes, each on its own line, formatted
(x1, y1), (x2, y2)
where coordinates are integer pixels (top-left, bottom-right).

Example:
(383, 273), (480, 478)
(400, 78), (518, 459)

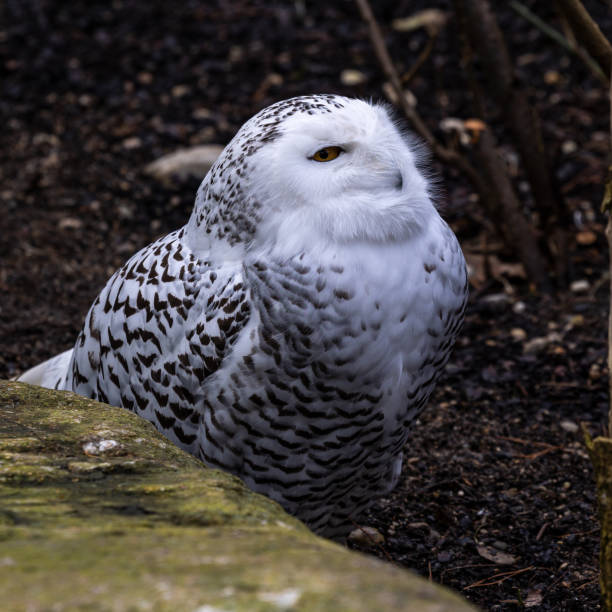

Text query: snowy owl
(19, 95), (468, 538)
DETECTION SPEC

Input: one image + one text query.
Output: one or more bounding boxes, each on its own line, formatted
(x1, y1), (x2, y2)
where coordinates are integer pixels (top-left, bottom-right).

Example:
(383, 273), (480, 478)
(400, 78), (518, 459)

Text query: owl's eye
(310, 146), (343, 162)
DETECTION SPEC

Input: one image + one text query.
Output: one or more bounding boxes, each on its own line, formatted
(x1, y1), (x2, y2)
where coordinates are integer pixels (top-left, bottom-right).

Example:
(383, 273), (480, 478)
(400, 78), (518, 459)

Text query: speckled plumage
(20, 95), (468, 538)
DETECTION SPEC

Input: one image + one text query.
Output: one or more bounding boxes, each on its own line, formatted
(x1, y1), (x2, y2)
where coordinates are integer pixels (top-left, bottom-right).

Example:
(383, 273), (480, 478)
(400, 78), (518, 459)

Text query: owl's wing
(67, 227), (251, 451)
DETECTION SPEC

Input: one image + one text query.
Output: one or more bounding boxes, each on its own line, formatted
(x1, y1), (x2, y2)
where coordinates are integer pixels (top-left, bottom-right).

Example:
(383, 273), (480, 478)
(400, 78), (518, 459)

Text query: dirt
(0, 1), (609, 609)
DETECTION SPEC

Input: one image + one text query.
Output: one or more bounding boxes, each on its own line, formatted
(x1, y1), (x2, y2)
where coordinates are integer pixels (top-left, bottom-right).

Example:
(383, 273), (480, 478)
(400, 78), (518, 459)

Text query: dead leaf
(524, 589), (544, 607)
(464, 118), (487, 134)
(464, 252), (525, 289)
(392, 10), (448, 36)
(576, 230), (597, 245)
(439, 118), (487, 146)
(477, 544), (518, 565)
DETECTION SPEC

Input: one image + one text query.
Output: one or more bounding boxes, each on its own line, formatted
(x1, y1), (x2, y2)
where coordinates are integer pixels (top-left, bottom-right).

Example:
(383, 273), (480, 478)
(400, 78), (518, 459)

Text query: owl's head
(189, 95), (437, 256)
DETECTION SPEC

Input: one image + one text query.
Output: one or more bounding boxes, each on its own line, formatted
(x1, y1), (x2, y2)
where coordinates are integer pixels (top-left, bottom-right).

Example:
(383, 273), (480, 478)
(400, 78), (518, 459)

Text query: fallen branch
(401, 33), (437, 86)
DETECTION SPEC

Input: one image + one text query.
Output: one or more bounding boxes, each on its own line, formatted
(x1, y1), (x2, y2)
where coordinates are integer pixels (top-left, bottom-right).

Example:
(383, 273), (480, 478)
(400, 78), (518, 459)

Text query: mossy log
(587, 434), (612, 610)
(0, 381), (475, 612)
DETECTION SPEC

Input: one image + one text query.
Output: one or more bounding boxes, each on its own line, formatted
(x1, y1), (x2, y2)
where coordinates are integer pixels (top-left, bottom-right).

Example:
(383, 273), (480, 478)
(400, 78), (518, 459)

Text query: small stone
(570, 279), (590, 293)
(544, 70), (561, 84)
(512, 301), (526, 314)
(482, 293), (511, 312)
(78, 94), (94, 107)
(228, 45), (243, 63)
(589, 363), (602, 380)
(58, 217), (84, 230)
(340, 69), (367, 86)
(560, 420), (579, 433)
(117, 204), (134, 220)
(348, 525), (385, 546)
(145, 145), (225, 184)
(561, 140), (577, 154)
(192, 107), (212, 120)
(137, 71), (153, 84)
(523, 336), (549, 354)
(510, 328), (527, 341)
(171, 84), (191, 98)
(122, 137), (142, 150)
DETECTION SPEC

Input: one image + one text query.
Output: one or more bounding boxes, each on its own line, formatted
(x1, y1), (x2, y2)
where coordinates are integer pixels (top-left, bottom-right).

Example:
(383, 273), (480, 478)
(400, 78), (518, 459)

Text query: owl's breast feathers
(66, 227), (252, 453)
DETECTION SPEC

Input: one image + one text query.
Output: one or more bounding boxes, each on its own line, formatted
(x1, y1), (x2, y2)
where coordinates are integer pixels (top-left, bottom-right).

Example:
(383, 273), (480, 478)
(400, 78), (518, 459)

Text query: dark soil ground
(1, 1), (610, 609)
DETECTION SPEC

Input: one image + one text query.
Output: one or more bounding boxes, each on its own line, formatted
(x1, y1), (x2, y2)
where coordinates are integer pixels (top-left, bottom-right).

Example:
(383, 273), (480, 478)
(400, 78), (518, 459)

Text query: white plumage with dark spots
(19, 95), (468, 538)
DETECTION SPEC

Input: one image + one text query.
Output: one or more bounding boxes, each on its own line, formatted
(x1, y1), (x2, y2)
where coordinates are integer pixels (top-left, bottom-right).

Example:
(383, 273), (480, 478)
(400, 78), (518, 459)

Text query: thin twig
(535, 522), (550, 541)
(354, 0), (435, 146)
(510, 1), (607, 84)
(464, 566), (537, 589)
(556, 0), (612, 82)
(401, 34), (437, 85)
(495, 435), (560, 449)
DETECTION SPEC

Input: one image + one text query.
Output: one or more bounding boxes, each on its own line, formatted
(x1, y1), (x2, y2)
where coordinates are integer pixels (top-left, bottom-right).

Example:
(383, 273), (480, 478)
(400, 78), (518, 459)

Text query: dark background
(1, 1), (610, 609)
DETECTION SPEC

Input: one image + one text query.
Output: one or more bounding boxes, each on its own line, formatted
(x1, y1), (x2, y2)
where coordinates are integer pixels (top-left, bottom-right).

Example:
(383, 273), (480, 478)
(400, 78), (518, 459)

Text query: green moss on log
(0, 381), (476, 611)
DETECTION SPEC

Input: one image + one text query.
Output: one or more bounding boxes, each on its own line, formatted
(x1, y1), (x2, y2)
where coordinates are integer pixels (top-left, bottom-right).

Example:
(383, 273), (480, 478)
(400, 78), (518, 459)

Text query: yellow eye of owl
(311, 146), (343, 162)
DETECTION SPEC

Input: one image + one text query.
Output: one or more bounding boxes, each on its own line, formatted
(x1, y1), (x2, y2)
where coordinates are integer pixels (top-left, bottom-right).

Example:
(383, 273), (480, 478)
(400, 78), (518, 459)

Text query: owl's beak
(394, 171), (403, 191)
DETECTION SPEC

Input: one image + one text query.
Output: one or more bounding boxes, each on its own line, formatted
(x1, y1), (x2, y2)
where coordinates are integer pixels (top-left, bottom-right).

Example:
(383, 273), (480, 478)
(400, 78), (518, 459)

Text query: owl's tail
(16, 349), (73, 390)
